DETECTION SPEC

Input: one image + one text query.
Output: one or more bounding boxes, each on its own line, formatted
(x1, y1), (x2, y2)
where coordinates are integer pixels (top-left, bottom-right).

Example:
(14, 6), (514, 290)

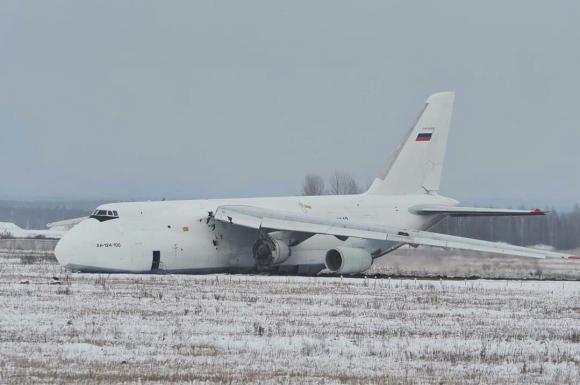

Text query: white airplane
(0, 217), (86, 240)
(55, 92), (579, 274)
(0, 222), (66, 239)
(46, 217), (87, 232)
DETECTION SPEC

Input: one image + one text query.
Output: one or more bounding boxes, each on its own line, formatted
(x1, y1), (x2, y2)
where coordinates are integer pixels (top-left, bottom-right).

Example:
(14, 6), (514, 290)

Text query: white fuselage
(55, 193), (457, 274)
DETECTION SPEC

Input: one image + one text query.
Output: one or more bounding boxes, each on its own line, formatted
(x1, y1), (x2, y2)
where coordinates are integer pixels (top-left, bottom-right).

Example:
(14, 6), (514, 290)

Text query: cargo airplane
(55, 92), (579, 274)
(0, 217), (84, 239)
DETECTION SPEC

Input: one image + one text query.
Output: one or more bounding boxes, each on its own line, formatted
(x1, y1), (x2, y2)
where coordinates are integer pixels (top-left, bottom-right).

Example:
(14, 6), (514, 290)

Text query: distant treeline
(302, 172), (580, 251)
(433, 207), (580, 250)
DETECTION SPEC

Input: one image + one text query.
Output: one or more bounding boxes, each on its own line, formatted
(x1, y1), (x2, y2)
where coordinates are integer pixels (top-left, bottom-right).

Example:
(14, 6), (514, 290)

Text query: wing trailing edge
(410, 205), (548, 217)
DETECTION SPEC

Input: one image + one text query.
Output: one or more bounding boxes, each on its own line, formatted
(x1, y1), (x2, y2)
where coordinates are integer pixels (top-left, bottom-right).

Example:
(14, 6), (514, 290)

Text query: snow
(1, 255), (580, 384)
(371, 247), (580, 280)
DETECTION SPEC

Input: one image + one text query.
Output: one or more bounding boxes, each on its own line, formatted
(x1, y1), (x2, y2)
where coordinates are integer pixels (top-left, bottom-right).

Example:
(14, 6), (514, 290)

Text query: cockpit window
(90, 209), (119, 222)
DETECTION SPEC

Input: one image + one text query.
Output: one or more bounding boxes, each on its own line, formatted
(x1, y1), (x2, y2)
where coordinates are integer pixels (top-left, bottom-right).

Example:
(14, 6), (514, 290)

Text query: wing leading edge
(214, 205), (578, 261)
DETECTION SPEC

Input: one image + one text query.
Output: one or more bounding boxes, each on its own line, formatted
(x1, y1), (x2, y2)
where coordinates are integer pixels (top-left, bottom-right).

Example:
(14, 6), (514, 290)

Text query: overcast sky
(1, 1), (579, 207)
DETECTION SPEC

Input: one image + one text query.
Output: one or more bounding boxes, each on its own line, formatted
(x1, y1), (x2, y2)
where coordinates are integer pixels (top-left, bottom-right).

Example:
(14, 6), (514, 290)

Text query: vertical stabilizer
(367, 91), (455, 195)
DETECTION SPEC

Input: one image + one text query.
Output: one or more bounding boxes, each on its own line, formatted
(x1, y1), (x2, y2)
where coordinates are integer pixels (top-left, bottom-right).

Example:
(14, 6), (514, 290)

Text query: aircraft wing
(214, 205), (388, 241)
(411, 205), (547, 217)
(214, 205), (578, 260)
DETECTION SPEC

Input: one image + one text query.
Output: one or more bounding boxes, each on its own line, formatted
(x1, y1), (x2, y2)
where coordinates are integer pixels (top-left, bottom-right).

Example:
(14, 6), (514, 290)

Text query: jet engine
(325, 246), (372, 274)
(252, 237), (290, 270)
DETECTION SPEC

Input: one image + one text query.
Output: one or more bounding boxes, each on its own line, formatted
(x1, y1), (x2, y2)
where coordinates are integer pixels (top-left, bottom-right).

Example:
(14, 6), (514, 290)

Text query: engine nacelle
(270, 239), (290, 264)
(253, 238), (290, 269)
(325, 246), (372, 274)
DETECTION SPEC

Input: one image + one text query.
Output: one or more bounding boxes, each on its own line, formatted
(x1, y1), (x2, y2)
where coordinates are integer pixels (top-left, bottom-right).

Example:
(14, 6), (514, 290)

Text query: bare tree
(302, 174), (325, 196)
(328, 170), (360, 195)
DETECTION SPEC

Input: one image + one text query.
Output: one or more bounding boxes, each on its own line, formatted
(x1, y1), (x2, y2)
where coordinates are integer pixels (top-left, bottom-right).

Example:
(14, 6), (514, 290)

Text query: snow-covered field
(370, 246), (580, 280)
(2, 255), (580, 384)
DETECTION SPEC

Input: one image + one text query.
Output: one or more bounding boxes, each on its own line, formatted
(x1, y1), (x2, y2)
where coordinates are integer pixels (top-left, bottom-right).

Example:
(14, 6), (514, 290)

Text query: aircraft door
(151, 250), (160, 270)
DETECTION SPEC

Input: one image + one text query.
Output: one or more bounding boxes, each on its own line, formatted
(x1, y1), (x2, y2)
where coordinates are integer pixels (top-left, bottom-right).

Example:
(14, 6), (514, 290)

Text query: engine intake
(325, 246), (372, 274)
(253, 237), (290, 270)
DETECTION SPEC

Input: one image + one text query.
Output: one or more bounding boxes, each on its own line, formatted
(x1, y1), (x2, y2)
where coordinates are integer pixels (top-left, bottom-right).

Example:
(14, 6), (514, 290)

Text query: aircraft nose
(54, 233), (73, 267)
(54, 218), (137, 272)
(54, 219), (95, 269)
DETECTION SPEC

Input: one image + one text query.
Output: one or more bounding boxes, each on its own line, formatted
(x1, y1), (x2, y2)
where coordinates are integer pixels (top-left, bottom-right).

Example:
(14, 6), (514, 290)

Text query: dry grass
(370, 247), (580, 280)
(1, 255), (580, 384)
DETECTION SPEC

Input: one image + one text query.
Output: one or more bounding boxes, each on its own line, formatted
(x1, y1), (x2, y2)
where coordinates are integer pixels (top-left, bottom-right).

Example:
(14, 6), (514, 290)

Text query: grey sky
(1, 1), (579, 207)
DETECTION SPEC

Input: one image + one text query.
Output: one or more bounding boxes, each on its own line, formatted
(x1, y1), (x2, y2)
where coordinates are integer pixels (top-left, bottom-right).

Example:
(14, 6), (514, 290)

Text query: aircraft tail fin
(367, 91), (455, 195)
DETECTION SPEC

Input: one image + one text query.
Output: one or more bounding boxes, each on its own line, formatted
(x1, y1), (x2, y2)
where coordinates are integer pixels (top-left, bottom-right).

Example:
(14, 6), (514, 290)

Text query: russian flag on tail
(416, 128), (434, 142)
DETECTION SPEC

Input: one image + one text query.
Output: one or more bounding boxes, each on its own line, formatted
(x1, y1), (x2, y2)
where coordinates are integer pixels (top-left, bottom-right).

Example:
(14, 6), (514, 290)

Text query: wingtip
(568, 256), (580, 260)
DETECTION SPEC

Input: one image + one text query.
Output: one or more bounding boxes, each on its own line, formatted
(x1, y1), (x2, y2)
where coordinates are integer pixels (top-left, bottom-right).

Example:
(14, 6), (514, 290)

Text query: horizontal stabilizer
(411, 206), (547, 217)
